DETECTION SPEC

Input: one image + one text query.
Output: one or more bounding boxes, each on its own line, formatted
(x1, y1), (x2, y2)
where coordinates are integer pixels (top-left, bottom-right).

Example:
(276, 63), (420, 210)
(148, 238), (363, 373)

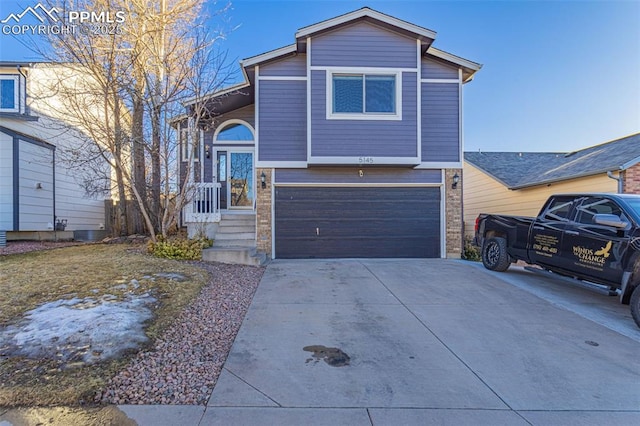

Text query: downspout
(52, 148), (56, 238)
(16, 64), (28, 114)
(607, 170), (623, 194)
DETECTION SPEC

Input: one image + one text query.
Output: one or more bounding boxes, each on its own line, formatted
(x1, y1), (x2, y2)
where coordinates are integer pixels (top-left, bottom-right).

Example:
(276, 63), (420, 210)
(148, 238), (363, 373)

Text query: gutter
(607, 170), (623, 193)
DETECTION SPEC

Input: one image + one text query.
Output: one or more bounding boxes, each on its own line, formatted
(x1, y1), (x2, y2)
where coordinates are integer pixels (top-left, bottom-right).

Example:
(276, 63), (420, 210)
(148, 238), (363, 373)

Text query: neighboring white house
(0, 62), (109, 239)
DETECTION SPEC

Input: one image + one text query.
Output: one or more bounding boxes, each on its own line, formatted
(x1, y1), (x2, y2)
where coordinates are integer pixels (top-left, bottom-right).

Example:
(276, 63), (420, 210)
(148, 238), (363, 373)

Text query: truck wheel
(631, 285), (640, 329)
(482, 237), (511, 272)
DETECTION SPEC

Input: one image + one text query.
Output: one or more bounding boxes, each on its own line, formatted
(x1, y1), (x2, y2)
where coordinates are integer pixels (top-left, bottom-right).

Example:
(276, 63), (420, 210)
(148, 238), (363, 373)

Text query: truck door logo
(572, 241), (612, 271)
(594, 241), (612, 258)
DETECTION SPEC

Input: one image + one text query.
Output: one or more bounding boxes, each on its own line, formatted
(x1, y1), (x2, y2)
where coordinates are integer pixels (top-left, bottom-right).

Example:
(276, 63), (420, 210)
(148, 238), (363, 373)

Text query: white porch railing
(183, 182), (222, 223)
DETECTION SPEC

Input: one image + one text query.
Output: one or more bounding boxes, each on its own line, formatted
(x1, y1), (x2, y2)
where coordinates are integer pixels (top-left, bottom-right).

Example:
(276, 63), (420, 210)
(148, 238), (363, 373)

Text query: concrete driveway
(200, 259), (640, 425)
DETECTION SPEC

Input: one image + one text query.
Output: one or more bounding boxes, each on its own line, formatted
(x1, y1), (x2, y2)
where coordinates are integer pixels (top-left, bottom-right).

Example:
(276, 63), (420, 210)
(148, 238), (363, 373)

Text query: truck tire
(482, 237), (511, 272)
(631, 285), (640, 329)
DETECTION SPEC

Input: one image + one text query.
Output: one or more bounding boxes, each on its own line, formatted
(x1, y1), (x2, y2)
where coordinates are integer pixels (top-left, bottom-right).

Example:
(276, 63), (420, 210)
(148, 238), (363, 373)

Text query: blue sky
(1, 0), (639, 153)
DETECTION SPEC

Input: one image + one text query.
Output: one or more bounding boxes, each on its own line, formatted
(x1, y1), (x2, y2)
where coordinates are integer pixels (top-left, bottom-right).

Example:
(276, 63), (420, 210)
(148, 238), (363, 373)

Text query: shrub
(147, 237), (213, 260)
(462, 237), (481, 262)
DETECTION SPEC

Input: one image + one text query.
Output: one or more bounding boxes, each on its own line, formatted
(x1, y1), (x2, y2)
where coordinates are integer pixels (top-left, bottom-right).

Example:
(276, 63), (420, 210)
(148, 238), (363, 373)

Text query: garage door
(274, 186), (440, 258)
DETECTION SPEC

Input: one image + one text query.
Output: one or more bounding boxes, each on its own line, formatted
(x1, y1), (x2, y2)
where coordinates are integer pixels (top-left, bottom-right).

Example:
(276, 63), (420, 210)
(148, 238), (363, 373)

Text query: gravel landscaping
(98, 262), (265, 405)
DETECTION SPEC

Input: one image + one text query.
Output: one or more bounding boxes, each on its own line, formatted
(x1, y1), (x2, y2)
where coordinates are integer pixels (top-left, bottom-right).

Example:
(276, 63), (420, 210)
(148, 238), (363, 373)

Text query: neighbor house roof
(465, 132), (640, 190)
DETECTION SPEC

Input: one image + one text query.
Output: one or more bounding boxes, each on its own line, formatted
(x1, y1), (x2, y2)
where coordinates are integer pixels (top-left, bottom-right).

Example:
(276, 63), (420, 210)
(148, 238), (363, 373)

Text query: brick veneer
(445, 168), (463, 258)
(623, 163), (640, 194)
(256, 168), (273, 256)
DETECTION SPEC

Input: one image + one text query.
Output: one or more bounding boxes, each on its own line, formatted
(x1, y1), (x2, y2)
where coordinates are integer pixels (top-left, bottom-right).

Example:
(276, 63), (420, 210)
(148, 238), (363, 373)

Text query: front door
(228, 151), (254, 209)
(217, 151), (227, 209)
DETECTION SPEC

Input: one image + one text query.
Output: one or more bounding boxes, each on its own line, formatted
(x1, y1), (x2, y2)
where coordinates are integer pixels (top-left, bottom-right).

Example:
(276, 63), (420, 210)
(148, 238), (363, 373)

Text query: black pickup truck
(475, 193), (640, 328)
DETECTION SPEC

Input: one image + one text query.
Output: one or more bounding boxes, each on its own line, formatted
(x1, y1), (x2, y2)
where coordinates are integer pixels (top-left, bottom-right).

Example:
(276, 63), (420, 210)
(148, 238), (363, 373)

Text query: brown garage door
(274, 186), (440, 258)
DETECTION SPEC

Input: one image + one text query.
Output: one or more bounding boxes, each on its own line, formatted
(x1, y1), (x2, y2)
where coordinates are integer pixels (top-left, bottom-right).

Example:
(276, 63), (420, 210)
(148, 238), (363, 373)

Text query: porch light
(205, 144), (210, 159)
(261, 171), (266, 189)
(451, 173), (460, 189)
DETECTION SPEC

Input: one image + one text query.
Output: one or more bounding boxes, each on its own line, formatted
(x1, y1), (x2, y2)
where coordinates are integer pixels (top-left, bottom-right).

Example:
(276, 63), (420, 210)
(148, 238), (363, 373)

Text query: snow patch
(0, 293), (156, 366)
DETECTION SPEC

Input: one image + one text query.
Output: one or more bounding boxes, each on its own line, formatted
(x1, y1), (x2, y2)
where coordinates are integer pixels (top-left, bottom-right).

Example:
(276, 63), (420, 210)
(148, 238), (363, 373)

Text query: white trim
(421, 78), (460, 84)
(258, 76), (307, 81)
(213, 118), (256, 142)
(458, 68), (464, 165)
(0, 75), (20, 113)
(416, 39), (422, 163)
(426, 47), (482, 72)
(414, 161), (463, 169)
(241, 44), (297, 68)
(440, 169), (446, 259)
(256, 161), (307, 168)
(295, 7), (437, 40)
(325, 68), (403, 121)
(308, 156), (420, 166)
(273, 182), (441, 188)
(270, 168), (276, 259)
(255, 65), (260, 161)
(310, 65), (417, 73)
(306, 37), (312, 163)
(200, 129), (205, 180)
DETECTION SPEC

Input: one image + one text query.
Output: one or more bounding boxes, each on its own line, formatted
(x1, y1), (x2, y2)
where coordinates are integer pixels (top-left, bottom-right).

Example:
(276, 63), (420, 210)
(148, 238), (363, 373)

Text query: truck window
(542, 198), (574, 221)
(576, 197), (627, 225)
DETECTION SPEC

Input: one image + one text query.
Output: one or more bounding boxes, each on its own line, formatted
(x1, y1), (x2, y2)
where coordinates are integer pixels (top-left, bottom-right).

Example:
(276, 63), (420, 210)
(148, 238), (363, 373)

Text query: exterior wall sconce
(205, 144), (210, 159)
(452, 172), (460, 189)
(261, 171), (266, 189)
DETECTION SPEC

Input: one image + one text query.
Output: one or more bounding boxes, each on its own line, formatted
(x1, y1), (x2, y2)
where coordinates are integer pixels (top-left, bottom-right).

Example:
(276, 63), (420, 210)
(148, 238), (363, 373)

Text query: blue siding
(310, 71), (417, 158)
(421, 83), (459, 162)
(311, 21), (416, 68)
(260, 55), (306, 77)
(276, 167), (441, 184)
(211, 105), (255, 135)
(421, 57), (459, 79)
(258, 80), (307, 162)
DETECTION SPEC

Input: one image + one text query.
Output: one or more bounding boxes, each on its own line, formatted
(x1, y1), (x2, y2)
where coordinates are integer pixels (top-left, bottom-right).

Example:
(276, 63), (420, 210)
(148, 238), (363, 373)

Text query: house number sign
(358, 156), (374, 164)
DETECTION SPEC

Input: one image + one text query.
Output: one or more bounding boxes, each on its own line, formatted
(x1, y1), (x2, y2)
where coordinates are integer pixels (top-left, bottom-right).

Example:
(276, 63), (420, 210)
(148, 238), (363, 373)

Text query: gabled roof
(295, 7), (437, 42)
(240, 7), (480, 76)
(465, 132), (640, 190)
(196, 7), (481, 108)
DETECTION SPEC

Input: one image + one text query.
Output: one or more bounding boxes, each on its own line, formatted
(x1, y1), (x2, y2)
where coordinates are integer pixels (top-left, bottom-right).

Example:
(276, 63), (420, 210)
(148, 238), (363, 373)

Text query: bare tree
(29, 0), (236, 240)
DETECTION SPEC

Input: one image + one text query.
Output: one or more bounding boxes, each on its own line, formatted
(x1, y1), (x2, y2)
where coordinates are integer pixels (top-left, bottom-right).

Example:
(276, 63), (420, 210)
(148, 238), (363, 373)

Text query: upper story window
(327, 69), (402, 120)
(1, 76), (19, 113)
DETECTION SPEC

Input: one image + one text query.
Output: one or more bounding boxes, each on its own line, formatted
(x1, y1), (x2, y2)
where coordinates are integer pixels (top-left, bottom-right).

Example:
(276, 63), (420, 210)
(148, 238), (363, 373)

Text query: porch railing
(183, 182), (222, 223)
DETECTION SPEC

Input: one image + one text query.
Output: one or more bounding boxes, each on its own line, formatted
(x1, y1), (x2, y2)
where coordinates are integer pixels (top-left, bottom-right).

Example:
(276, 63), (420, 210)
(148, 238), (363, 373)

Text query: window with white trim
(0, 76), (19, 113)
(328, 71), (401, 120)
(180, 127), (200, 162)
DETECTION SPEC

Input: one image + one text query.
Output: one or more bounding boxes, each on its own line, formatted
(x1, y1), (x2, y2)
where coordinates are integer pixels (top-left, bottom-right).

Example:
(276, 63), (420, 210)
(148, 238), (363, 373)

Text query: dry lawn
(0, 244), (209, 406)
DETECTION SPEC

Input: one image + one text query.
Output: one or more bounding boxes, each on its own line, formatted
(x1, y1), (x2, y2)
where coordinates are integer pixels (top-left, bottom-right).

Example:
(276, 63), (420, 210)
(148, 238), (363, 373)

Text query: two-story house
(179, 8), (481, 262)
(0, 62), (108, 241)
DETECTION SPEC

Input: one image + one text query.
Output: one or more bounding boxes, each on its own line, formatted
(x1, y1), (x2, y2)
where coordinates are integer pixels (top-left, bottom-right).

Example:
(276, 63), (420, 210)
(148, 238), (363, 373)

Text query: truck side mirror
(593, 213), (628, 229)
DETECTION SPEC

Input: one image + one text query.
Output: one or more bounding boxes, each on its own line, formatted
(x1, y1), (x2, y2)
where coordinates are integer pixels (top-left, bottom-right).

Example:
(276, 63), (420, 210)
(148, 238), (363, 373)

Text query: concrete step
(202, 246), (268, 266)
(213, 239), (256, 248)
(220, 214), (255, 222)
(217, 225), (256, 233)
(214, 232), (256, 240)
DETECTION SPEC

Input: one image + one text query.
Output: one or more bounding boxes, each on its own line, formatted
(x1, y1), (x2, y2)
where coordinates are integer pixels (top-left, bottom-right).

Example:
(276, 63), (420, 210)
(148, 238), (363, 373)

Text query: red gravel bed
(98, 262), (265, 405)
